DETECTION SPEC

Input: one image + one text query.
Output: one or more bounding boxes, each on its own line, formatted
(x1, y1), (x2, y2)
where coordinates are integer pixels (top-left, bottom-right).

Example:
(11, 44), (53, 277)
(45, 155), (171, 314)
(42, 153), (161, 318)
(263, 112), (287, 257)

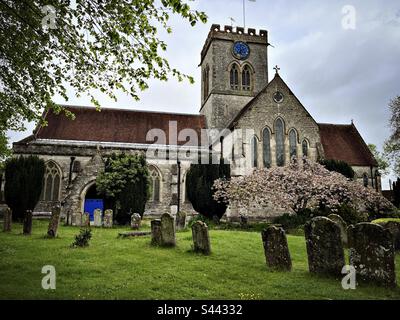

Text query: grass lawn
(0, 220), (400, 300)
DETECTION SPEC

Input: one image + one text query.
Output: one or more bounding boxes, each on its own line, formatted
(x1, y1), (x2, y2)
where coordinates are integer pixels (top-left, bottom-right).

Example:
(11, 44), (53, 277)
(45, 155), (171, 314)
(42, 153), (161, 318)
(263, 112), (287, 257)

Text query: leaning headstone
(131, 213), (141, 230)
(376, 221), (400, 251)
(304, 216), (345, 276)
(261, 226), (292, 271)
(103, 209), (113, 228)
(93, 209), (102, 227)
(23, 210), (33, 235)
(3, 207), (12, 232)
(240, 214), (248, 227)
(348, 223), (396, 287)
(151, 220), (162, 246)
(81, 212), (90, 227)
(192, 221), (211, 255)
(176, 211), (186, 230)
(160, 213), (176, 247)
(328, 214), (348, 247)
(47, 205), (61, 238)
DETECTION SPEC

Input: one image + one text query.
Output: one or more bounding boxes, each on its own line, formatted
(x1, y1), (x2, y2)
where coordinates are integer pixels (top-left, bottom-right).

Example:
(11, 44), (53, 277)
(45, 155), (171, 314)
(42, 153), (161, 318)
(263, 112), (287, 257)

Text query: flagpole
(243, 0), (246, 28)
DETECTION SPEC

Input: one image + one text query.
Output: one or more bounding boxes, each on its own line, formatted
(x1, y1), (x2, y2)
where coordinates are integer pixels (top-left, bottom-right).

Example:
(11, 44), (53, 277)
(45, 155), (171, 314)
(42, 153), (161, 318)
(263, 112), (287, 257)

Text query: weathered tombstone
(327, 214), (348, 247)
(212, 214), (220, 225)
(160, 213), (176, 247)
(348, 223), (396, 287)
(261, 226), (292, 271)
(304, 216), (345, 276)
(192, 221), (211, 255)
(81, 212), (90, 227)
(376, 221), (400, 251)
(23, 210), (33, 235)
(176, 211), (186, 230)
(103, 209), (113, 228)
(93, 209), (102, 227)
(131, 213), (141, 230)
(47, 205), (61, 238)
(240, 214), (248, 227)
(3, 207), (12, 232)
(151, 219), (162, 246)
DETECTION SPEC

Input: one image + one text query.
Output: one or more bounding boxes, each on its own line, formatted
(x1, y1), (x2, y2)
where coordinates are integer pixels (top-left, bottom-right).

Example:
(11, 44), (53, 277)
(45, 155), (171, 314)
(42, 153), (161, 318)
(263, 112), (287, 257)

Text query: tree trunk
(3, 207), (12, 232)
(23, 210), (33, 235)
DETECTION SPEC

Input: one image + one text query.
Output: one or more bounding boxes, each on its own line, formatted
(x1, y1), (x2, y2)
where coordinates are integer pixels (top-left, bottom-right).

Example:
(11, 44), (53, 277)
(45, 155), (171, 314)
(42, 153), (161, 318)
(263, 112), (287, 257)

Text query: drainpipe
(177, 159), (181, 213)
(68, 156), (76, 186)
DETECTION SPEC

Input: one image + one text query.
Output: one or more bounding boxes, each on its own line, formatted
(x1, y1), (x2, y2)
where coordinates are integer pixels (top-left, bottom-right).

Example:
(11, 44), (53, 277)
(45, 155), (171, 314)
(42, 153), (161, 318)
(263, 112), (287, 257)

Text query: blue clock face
(232, 41), (250, 60)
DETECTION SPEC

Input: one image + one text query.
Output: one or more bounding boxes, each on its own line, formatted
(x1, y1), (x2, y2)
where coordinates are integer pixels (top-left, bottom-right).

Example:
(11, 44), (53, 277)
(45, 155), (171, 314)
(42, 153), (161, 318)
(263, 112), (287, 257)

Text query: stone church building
(13, 24), (380, 224)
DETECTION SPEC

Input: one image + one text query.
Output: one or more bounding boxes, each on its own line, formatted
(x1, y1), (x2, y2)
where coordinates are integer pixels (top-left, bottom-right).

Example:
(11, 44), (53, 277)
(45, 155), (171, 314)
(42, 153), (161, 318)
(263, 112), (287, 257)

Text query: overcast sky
(9, 0), (400, 189)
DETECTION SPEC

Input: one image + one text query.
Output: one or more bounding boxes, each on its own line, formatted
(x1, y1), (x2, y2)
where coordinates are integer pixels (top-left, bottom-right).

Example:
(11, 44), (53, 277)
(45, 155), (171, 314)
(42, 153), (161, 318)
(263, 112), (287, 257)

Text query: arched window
(363, 173), (369, 187)
(230, 64), (239, 90)
(289, 129), (297, 159)
(251, 136), (258, 168)
(148, 166), (161, 202)
(302, 140), (309, 157)
(203, 65), (209, 100)
(41, 161), (61, 201)
(242, 65), (251, 91)
(275, 118), (285, 167)
(262, 128), (271, 168)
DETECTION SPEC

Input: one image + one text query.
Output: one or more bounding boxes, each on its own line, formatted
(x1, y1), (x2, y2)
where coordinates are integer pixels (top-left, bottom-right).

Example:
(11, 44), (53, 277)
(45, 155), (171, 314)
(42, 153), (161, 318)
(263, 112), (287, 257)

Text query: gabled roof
(227, 73), (318, 129)
(24, 106), (206, 146)
(318, 123), (378, 167)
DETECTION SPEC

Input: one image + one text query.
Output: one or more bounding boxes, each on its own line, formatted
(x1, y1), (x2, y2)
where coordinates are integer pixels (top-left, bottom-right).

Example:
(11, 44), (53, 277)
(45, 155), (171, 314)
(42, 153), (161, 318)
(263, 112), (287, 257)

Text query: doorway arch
(81, 181), (104, 222)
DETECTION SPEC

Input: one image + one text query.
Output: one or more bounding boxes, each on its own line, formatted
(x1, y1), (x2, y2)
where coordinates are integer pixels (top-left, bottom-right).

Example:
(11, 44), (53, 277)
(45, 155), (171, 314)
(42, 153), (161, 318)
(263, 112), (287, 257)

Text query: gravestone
(23, 210), (33, 235)
(376, 221), (400, 251)
(304, 216), (345, 276)
(348, 223), (396, 287)
(81, 212), (90, 227)
(161, 213), (176, 247)
(151, 220), (162, 246)
(93, 209), (102, 227)
(131, 213), (141, 230)
(3, 207), (12, 232)
(192, 221), (211, 255)
(47, 205), (61, 238)
(103, 209), (113, 228)
(261, 226), (292, 271)
(327, 214), (348, 247)
(176, 211), (186, 230)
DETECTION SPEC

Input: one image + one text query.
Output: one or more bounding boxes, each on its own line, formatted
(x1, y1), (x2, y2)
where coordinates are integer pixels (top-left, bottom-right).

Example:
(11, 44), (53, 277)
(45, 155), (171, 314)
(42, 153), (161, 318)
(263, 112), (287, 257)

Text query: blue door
(84, 199), (104, 221)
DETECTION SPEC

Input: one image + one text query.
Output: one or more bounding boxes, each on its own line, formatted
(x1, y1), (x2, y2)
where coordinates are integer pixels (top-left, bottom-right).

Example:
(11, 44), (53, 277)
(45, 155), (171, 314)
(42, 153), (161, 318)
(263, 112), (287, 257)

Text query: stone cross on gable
(274, 65), (280, 74)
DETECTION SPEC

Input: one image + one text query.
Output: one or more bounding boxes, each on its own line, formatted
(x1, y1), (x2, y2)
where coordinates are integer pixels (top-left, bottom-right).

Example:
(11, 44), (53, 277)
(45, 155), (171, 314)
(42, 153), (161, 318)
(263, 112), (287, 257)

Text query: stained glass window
(302, 140), (309, 157)
(289, 129), (297, 159)
(263, 128), (271, 168)
(41, 161), (61, 201)
(275, 119), (285, 167)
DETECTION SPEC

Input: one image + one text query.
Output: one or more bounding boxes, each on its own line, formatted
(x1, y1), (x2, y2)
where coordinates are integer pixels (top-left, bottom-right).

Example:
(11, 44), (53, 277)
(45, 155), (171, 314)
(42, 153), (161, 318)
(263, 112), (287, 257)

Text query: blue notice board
(84, 199), (104, 221)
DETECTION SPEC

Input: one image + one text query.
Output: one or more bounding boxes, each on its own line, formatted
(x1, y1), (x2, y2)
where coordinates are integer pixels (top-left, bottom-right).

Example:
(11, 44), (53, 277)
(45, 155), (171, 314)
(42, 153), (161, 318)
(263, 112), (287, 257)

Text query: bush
(331, 204), (368, 225)
(4, 155), (45, 221)
(186, 157), (230, 219)
(272, 209), (316, 230)
(319, 159), (355, 179)
(71, 228), (92, 248)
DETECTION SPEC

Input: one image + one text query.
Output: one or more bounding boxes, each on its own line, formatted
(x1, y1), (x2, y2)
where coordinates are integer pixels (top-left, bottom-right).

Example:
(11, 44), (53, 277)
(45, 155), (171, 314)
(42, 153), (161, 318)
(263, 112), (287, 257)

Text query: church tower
(199, 24), (269, 130)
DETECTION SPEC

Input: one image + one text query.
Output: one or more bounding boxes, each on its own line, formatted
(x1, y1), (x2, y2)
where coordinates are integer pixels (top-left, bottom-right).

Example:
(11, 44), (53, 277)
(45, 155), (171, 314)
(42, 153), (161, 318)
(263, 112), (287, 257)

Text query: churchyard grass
(0, 220), (400, 300)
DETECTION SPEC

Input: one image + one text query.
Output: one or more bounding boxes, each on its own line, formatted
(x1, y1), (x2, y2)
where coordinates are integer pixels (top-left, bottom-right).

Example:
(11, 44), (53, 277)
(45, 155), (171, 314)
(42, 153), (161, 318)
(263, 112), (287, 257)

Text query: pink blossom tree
(213, 159), (394, 215)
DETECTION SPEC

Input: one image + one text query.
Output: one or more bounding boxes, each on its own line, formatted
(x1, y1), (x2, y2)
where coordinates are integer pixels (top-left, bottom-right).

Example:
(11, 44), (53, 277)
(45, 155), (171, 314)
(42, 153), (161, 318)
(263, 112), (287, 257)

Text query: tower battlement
(200, 24), (268, 64)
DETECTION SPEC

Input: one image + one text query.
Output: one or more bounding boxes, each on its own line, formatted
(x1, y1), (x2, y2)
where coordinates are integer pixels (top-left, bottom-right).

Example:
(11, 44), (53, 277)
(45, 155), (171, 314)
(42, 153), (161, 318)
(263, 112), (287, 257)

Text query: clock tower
(199, 24), (269, 130)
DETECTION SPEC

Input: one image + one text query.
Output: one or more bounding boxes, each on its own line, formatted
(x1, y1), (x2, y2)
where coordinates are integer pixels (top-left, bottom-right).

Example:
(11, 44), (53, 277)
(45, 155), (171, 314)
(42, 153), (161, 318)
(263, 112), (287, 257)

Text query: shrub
(4, 155), (45, 221)
(332, 204), (368, 225)
(272, 209), (316, 230)
(71, 228), (92, 248)
(319, 159), (355, 179)
(186, 157), (230, 219)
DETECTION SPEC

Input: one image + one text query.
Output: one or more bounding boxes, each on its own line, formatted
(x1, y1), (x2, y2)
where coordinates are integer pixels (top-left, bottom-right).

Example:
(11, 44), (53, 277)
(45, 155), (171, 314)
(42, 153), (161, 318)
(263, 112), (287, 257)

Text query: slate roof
(27, 106), (206, 146)
(318, 123), (378, 167)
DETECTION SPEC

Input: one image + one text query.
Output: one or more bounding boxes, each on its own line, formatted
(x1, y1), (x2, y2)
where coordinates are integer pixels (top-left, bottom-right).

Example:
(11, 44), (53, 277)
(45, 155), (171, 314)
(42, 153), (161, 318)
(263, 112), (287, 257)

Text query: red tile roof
(33, 106), (206, 146)
(318, 123), (377, 167)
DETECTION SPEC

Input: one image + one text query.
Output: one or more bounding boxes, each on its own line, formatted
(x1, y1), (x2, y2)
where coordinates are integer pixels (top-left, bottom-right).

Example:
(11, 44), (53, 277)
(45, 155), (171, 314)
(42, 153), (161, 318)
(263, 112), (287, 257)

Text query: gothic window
(289, 129), (297, 159)
(275, 118), (285, 167)
(251, 135), (258, 168)
(302, 140), (309, 157)
(41, 161), (61, 201)
(148, 166), (161, 202)
(230, 64), (239, 90)
(262, 128), (271, 168)
(203, 65), (209, 100)
(363, 173), (369, 187)
(242, 65), (251, 91)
